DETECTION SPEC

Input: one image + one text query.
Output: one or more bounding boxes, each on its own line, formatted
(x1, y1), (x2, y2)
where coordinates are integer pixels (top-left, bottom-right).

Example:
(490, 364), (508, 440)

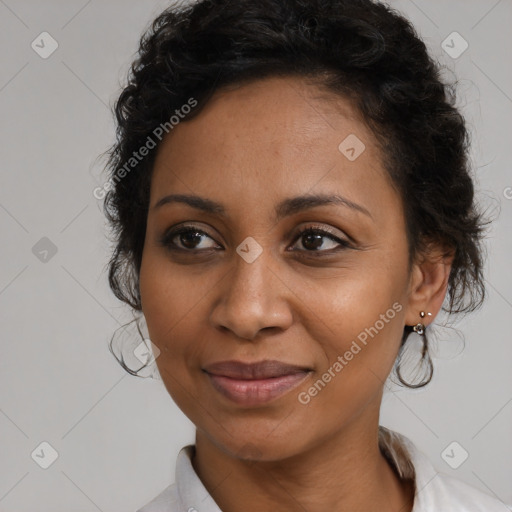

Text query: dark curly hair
(102, 0), (490, 388)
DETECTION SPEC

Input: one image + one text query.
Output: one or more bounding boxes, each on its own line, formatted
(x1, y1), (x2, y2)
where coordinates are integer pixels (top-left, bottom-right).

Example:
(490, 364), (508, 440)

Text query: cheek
(139, 253), (185, 362)
(298, 265), (407, 395)
(295, 307), (405, 428)
(139, 251), (214, 380)
(139, 260), (202, 412)
(140, 246), (201, 334)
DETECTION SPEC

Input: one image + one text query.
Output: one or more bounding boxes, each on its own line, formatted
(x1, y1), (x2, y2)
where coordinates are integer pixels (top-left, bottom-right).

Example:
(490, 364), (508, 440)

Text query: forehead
(150, 75), (398, 218)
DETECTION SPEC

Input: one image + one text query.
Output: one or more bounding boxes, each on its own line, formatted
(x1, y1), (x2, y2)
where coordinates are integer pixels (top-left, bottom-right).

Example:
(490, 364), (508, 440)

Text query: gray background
(0, 0), (511, 510)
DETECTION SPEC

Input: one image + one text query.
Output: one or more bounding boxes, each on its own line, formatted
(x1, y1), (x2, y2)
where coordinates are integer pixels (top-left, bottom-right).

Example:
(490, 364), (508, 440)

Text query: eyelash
(159, 224), (352, 255)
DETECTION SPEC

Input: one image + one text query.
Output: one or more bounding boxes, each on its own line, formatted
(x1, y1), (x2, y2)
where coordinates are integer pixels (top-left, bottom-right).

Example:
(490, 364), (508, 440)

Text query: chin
(204, 425), (312, 463)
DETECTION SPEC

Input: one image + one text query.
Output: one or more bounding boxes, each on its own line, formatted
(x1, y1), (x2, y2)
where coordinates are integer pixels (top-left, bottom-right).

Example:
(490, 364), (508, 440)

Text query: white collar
(137, 426), (509, 511)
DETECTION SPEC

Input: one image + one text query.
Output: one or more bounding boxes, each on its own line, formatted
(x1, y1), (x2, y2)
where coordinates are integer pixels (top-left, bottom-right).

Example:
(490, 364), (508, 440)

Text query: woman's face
(139, 76), (420, 460)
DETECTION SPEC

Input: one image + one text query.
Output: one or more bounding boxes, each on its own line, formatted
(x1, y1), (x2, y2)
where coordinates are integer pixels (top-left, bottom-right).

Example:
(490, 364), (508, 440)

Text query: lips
(202, 360), (312, 406)
(203, 360), (311, 379)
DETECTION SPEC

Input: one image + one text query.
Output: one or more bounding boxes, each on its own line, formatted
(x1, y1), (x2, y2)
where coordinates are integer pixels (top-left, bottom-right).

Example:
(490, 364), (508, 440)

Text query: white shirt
(137, 426), (510, 511)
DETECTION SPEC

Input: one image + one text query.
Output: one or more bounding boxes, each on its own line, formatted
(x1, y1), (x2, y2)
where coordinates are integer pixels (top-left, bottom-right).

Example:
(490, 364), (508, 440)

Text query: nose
(209, 248), (294, 341)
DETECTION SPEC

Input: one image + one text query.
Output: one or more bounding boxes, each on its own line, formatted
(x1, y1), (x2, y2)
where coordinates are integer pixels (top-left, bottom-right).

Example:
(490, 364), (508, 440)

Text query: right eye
(159, 225), (221, 252)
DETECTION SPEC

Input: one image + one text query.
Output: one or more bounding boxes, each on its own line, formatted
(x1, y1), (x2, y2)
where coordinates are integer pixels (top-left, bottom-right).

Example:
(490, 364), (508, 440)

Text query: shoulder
(421, 470), (510, 511)
(136, 483), (180, 512)
(136, 445), (218, 512)
(380, 427), (510, 512)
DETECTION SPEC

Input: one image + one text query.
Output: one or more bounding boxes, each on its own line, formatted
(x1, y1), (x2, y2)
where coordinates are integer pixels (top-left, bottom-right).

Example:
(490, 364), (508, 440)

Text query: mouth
(202, 360), (313, 406)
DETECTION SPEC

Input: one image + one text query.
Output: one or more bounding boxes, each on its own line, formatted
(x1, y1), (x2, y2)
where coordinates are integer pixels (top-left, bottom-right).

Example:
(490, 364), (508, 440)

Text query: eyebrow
(152, 192), (373, 221)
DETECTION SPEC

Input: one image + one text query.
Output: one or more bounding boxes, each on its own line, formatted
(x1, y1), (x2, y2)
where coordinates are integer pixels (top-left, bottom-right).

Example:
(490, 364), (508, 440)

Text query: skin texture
(139, 76), (453, 512)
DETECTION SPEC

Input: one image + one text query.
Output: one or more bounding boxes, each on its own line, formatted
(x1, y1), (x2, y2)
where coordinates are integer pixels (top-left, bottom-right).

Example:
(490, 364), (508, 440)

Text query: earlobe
(403, 245), (454, 327)
(412, 310), (433, 335)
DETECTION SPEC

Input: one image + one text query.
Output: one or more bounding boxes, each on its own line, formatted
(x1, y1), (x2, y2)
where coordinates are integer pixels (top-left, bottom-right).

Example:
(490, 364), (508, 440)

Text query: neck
(192, 406), (415, 512)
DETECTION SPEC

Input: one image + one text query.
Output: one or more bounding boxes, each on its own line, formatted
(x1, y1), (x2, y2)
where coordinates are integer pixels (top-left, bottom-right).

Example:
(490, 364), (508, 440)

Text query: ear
(403, 241), (455, 328)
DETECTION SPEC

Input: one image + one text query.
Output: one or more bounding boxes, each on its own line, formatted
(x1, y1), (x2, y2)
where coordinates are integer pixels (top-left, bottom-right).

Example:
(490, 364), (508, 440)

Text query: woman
(103, 0), (509, 510)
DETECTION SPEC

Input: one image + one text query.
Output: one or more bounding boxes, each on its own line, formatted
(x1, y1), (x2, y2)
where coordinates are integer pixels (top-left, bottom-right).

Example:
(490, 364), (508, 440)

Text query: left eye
(290, 226), (351, 253)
